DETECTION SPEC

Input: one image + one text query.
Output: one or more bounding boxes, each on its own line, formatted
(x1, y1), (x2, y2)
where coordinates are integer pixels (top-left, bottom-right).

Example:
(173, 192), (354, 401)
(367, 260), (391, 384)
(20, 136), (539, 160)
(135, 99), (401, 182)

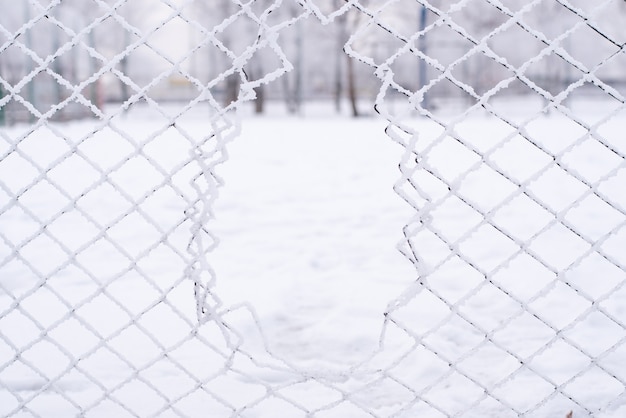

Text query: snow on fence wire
(0, 0), (625, 417)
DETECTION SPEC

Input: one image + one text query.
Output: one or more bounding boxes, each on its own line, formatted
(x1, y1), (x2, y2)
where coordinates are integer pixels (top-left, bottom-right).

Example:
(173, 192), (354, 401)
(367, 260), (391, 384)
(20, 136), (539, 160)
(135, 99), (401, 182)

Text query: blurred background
(1, 0), (625, 124)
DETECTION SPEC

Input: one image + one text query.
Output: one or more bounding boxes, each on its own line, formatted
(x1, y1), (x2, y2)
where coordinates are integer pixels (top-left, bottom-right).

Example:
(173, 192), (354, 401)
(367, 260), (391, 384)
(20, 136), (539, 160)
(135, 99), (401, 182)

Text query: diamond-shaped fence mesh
(1, 0), (625, 416)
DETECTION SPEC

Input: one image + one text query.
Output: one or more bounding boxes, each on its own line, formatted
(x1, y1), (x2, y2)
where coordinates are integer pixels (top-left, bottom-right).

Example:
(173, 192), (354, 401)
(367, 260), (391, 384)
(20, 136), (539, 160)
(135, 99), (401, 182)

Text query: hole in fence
(2, 1), (626, 416)
(212, 116), (414, 366)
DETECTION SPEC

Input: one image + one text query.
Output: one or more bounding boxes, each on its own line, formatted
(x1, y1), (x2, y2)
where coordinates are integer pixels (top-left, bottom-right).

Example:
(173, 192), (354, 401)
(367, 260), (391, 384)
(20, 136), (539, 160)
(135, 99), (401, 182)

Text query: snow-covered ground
(0, 99), (624, 417)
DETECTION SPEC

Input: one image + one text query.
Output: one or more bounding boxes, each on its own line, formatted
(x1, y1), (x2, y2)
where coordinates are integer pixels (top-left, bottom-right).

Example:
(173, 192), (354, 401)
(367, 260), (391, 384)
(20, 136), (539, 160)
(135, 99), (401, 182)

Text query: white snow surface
(0, 100), (625, 417)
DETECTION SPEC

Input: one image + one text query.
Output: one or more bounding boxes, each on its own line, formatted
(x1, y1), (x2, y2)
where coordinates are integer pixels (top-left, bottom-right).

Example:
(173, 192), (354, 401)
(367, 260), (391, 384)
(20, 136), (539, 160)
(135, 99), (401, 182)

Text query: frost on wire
(0, 0), (625, 417)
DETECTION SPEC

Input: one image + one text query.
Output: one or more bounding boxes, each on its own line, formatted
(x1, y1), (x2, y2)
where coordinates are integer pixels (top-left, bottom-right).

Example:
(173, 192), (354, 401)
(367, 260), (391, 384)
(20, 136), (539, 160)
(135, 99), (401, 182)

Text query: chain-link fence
(1, 0), (625, 416)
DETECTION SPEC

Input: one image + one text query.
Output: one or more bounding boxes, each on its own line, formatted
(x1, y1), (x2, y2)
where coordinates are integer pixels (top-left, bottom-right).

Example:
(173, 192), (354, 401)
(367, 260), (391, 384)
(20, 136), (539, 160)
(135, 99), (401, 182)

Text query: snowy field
(0, 98), (625, 417)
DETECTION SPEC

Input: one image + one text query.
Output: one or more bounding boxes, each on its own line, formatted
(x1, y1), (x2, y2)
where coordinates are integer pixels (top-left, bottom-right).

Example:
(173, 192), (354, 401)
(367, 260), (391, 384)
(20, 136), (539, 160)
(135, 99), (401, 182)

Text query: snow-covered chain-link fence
(1, 0), (625, 416)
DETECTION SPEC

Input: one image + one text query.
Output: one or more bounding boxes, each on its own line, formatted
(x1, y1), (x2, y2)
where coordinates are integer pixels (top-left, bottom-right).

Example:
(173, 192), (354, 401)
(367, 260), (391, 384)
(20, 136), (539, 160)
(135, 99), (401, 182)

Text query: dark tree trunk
(224, 74), (240, 107)
(247, 57), (265, 114)
(346, 52), (359, 117)
(254, 82), (264, 114)
(334, 3), (347, 113)
(339, 5), (361, 117)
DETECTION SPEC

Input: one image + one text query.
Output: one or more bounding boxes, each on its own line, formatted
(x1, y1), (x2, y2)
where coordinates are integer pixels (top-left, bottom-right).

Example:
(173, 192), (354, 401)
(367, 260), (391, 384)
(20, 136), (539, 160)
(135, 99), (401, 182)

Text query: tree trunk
(282, 76), (297, 114)
(220, 0), (239, 108)
(255, 83), (264, 114)
(88, 30), (102, 111)
(283, 2), (302, 114)
(224, 74), (240, 107)
(346, 47), (359, 117)
(120, 28), (130, 107)
(293, 18), (303, 113)
(342, 7), (360, 117)
(247, 57), (265, 114)
(334, 3), (347, 113)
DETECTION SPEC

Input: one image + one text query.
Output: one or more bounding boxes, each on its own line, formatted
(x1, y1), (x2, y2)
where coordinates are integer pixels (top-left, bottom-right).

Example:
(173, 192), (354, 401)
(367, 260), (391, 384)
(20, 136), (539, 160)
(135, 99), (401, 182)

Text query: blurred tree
(220, 0), (240, 107)
(0, 83), (5, 125)
(2, 0), (624, 115)
(281, 1), (304, 114)
(337, 2), (363, 117)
